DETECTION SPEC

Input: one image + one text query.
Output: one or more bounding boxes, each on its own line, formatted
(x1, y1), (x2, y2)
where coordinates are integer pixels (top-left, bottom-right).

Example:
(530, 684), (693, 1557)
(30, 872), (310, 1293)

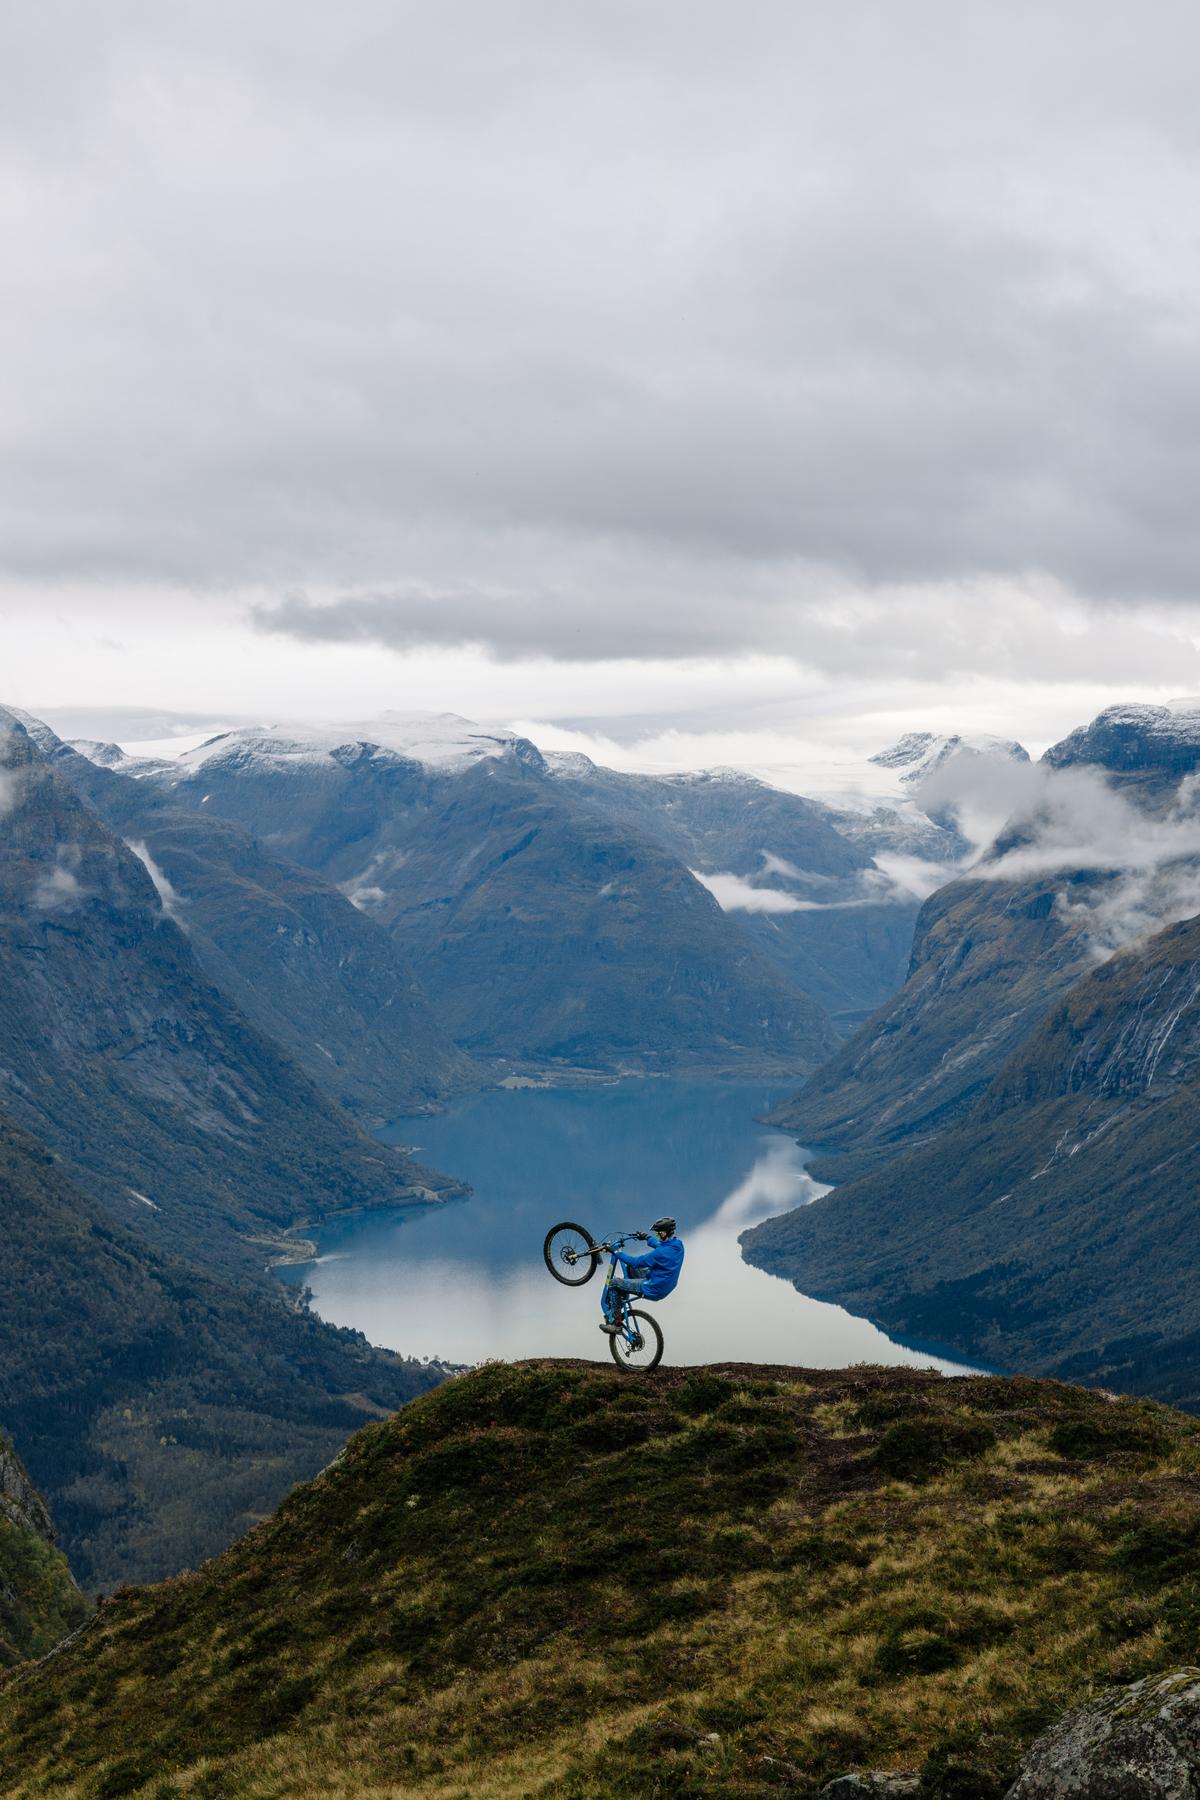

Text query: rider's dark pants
(605, 1275), (646, 1321)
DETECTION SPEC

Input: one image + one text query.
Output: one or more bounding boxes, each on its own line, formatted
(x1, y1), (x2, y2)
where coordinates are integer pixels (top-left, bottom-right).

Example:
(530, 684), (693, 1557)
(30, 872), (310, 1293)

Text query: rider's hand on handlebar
(633, 1230), (649, 1240)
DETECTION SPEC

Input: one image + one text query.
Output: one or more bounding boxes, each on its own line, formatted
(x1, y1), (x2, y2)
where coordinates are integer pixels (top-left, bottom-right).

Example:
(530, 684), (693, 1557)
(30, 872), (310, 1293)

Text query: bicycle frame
(601, 1234), (646, 1352)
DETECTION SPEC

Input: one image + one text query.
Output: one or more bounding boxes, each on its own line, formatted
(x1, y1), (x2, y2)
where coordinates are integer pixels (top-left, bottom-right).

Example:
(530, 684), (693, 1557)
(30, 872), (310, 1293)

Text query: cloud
(694, 857), (945, 914)
(692, 870), (809, 914)
(126, 840), (186, 922)
(1054, 861), (1200, 958)
(916, 749), (1047, 854)
(867, 852), (960, 904)
(944, 761), (1200, 956)
(979, 767), (1200, 883)
(5, 4), (1200, 683)
(32, 847), (84, 910)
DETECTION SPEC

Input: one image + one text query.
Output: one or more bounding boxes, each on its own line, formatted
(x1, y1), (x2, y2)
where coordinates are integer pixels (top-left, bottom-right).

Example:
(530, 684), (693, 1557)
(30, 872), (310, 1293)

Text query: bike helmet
(651, 1215), (677, 1239)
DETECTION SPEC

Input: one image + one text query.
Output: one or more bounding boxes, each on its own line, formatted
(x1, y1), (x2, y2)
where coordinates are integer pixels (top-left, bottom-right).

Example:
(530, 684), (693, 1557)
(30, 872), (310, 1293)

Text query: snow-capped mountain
(869, 730), (1030, 787)
(67, 712), (1032, 1038)
(70, 712), (837, 1077)
(1044, 702), (1200, 791)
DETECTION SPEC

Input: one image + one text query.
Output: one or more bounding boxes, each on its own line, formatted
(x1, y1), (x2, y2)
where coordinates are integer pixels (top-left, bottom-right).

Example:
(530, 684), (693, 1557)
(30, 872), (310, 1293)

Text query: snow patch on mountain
(71, 713), (548, 783)
(871, 730), (1030, 787)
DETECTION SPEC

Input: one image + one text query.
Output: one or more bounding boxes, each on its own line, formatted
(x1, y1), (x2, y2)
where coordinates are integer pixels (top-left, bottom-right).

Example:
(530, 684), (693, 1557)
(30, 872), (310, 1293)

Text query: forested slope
(0, 1111), (443, 1589)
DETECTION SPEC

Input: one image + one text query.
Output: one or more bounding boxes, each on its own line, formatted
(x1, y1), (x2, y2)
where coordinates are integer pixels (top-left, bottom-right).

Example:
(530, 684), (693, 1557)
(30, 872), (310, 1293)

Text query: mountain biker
(599, 1216), (684, 1335)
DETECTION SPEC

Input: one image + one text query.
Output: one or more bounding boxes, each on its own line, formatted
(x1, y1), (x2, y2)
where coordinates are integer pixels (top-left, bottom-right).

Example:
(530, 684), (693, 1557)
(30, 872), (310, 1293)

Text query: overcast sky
(6, 2), (1200, 770)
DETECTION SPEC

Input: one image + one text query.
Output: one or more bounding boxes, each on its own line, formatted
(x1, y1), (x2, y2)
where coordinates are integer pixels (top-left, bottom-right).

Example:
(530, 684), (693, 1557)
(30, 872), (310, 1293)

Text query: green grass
(3, 1361), (1200, 1798)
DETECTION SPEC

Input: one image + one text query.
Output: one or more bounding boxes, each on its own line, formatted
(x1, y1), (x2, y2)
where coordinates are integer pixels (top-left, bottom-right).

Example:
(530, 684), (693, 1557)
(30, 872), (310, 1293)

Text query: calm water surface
(279, 1080), (982, 1374)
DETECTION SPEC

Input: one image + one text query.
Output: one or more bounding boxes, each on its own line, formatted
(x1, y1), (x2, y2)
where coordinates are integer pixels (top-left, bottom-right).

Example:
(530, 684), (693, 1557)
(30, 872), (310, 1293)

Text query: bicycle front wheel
(610, 1308), (663, 1373)
(543, 1221), (598, 1286)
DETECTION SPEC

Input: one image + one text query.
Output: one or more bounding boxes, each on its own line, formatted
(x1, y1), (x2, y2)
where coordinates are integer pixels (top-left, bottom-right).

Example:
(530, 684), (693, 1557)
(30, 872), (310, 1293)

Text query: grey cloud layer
(5, 3), (1200, 666)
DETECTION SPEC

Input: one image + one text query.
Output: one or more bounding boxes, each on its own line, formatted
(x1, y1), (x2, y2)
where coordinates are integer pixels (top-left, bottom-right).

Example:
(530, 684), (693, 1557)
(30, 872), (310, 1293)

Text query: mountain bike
(542, 1221), (664, 1373)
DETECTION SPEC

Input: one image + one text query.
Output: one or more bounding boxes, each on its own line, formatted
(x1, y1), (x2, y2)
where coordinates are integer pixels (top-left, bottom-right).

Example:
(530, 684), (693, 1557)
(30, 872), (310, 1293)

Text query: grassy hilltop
(6, 1360), (1200, 1798)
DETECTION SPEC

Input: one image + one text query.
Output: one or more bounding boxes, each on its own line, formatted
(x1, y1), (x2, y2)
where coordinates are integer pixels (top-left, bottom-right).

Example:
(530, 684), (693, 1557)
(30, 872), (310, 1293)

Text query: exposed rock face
(870, 730), (1029, 786)
(1045, 704), (1200, 795)
(1008, 1669), (1200, 1797)
(766, 869), (1101, 1180)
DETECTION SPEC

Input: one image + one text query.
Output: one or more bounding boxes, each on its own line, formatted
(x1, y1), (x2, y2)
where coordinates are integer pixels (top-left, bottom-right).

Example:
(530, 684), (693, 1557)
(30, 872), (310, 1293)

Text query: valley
(280, 1080), (981, 1373)
(6, 694), (1200, 1793)
(9, 23), (1200, 1793)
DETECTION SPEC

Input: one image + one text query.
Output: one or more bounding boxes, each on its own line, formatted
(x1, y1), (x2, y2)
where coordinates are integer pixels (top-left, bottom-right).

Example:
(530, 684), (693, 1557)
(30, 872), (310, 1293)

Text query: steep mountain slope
(15, 715), (475, 1124)
(0, 1432), (88, 1667)
(1045, 701), (1200, 797)
(765, 708), (1200, 1177)
(745, 910), (1200, 1404)
(2, 1360), (1199, 1799)
(0, 717), (462, 1278)
(766, 869), (1103, 1179)
(113, 717), (837, 1077)
(545, 755), (925, 1028)
(0, 1107), (443, 1589)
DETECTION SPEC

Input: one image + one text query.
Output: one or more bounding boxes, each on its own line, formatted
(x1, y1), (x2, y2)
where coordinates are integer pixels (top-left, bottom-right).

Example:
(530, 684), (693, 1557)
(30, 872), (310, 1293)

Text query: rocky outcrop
(0, 1432), (54, 1542)
(1008, 1668), (1200, 1797)
(819, 1775), (920, 1797)
(0, 1430), (88, 1666)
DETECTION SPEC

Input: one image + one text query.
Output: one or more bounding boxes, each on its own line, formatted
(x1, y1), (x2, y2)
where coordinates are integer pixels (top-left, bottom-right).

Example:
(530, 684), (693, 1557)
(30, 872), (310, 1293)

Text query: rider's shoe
(598, 1318), (621, 1334)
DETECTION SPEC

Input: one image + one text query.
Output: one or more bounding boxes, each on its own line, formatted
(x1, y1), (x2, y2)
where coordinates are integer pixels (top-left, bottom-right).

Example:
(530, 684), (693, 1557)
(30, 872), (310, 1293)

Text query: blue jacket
(619, 1233), (684, 1300)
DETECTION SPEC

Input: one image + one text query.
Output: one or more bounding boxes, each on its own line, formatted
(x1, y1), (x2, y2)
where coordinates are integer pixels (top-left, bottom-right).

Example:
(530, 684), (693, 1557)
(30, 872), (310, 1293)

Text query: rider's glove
(633, 1231), (649, 1240)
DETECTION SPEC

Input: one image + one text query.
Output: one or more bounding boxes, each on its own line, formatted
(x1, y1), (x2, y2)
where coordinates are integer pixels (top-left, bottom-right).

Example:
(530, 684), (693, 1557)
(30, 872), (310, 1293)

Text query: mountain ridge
(101, 718), (839, 1077)
(0, 715), (463, 1280)
(744, 906), (1200, 1405)
(3, 1359), (1200, 1799)
(14, 712), (477, 1124)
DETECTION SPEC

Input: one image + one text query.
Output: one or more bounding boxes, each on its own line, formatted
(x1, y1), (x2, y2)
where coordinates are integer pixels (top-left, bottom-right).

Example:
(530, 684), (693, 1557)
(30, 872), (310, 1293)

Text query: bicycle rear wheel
(543, 1221), (598, 1286)
(610, 1308), (663, 1373)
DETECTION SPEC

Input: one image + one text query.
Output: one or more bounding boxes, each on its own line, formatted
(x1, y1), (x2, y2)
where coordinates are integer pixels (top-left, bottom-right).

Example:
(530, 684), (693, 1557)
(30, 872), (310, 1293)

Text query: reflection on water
(279, 1080), (982, 1374)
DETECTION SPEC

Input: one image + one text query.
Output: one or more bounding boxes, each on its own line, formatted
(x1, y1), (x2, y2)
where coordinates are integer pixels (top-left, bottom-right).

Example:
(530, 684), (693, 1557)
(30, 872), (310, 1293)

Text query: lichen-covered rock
(1008, 1669), (1200, 1797)
(819, 1774), (921, 1797)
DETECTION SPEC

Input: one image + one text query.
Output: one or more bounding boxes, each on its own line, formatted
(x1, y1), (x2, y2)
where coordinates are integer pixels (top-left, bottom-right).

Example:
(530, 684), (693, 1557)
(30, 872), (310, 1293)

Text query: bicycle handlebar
(597, 1230), (649, 1253)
